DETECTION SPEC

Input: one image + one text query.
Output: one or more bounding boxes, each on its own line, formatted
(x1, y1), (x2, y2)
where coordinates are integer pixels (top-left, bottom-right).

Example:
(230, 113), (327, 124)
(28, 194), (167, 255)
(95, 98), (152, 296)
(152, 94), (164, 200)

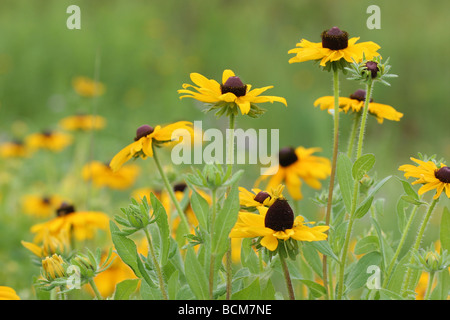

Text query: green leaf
(113, 279), (139, 300)
(355, 196), (374, 219)
(367, 175), (392, 199)
(301, 242), (323, 278)
(184, 247), (209, 300)
(150, 192), (170, 266)
(430, 268), (450, 300)
(298, 280), (327, 298)
(396, 197), (409, 233)
(354, 236), (379, 255)
(401, 195), (426, 206)
(337, 153), (354, 214)
(352, 153), (376, 181)
(345, 251), (382, 291)
(371, 217), (394, 271)
(211, 178), (241, 256)
(378, 288), (405, 300)
(188, 185), (210, 231)
(240, 238), (260, 274)
(167, 270), (180, 300)
(440, 206), (450, 252)
(398, 178), (419, 201)
(231, 277), (261, 300)
(109, 221), (156, 288)
(310, 240), (340, 262)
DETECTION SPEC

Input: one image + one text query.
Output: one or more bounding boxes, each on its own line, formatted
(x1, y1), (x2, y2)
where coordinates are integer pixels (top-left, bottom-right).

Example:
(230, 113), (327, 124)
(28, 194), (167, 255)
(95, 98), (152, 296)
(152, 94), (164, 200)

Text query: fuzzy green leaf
(440, 207), (450, 252)
(184, 247), (209, 300)
(352, 153), (376, 181)
(337, 153), (354, 214)
(150, 192), (170, 266)
(113, 279), (139, 300)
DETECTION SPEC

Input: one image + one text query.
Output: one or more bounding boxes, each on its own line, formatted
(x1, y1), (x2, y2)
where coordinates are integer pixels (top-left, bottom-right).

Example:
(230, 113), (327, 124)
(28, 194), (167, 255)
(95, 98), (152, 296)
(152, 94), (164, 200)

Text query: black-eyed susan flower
(0, 140), (30, 158)
(314, 89), (403, 123)
(72, 76), (105, 97)
(229, 193), (329, 251)
(22, 194), (65, 218)
(21, 229), (70, 259)
(109, 121), (193, 172)
(399, 157), (450, 199)
(0, 286), (20, 300)
(288, 26), (380, 67)
(82, 160), (140, 190)
(25, 130), (72, 153)
(59, 114), (106, 131)
(30, 202), (109, 242)
(239, 184), (285, 210)
(256, 146), (331, 200)
(178, 69), (287, 116)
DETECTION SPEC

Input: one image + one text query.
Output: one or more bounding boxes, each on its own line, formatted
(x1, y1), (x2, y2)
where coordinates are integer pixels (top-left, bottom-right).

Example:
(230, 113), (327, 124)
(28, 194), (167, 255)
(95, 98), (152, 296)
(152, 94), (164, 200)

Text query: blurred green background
(0, 0), (449, 298)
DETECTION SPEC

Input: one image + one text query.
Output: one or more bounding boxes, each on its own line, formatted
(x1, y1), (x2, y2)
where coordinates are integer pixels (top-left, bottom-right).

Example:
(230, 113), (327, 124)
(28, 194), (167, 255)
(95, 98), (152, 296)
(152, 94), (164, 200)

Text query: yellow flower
(72, 76), (105, 97)
(230, 196), (329, 251)
(59, 114), (106, 131)
(314, 89), (403, 123)
(399, 157), (450, 199)
(0, 141), (30, 158)
(30, 203), (110, 242)
(239, 184), (285, 209)
(22, 194), (65, 218)
(42, 254), (67, 281)
(22, 229), (70, 258)
(82, 160), (140, 190)
(109, 121), (193, 172)
(256, 146), (331, 200)
(25, 130), (72, 152)
(89, 249), (137, 298)
(178, 69), (287, 115)
(0, 286), (20, 300)
(288, 26), (380, 67)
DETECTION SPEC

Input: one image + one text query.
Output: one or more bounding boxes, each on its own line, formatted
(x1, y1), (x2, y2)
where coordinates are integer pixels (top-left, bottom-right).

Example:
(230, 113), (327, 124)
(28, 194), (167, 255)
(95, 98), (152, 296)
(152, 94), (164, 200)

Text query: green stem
(225, 113), (236, 300)
(346, 113), (361, 160)
(152, 144), (190, 233)
(424, 272), (435, 300)
(322, 67), (340, 300)
(382, 202), (422, 289)
(279, 254), (295, 300)
(209, 189), (217, 299)
(144, 227), (168, 300)
(336, 79), (374, 300)
(401, 198), (439, 296)
(88, 278), (103, 300)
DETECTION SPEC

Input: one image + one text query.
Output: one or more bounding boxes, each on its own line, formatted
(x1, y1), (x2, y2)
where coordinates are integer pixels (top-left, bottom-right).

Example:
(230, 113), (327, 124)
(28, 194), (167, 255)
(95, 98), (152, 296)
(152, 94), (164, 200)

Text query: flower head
(314, 89), (403, 123)
(109, 121), (193, 172)
(59, 114), (106, 131)
(288, 26), (380, 67)
(230, 192), (329, 251)
(256, 146), (331, 200)
(0, 140), (30, 158)
(22, 229), (70, 258)
(30, 202), (109, 242)
(178, 69), (287, 116)
(25, 130), (72, 153)
(22, 194), (65, 218)
(72, 76), (105, 97)
(41, 254), (67, 281)
(399, 157), (450, 199)
(82, 160), (140, 190)
(239, 184), (285, 210)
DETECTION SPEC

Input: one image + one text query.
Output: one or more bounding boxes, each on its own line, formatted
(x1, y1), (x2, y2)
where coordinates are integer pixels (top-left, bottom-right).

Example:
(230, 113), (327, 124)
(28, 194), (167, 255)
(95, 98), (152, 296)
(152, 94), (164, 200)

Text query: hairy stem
(322, 67), (340, 300)
(280, 253), (295, 300)
(336, 79), (374, 300)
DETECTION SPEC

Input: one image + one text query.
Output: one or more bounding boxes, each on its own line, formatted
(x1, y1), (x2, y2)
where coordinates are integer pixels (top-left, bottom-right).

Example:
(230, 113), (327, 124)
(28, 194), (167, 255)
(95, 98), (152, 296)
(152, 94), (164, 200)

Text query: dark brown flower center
(349, 89), (373, 102)
(254, 191), (271, 204)
(42, 197), (51, 205)
(41, 130), (53, 137)
(134, 125), (154, 141)
(220, 76), (247, 97)
(321, 27), (349, 50)
(264, 199), (294, 231)
(365, 61), (379, 79)
(435, 166), (450, 184)
(279, 147), (298, 167)
(173, 182), (187, 192)
(56, 203), (75, 217)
